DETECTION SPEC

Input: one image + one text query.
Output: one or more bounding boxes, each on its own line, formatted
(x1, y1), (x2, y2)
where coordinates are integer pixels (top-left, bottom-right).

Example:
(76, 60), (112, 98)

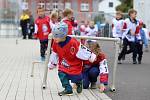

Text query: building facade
(0, 0), (20, 19)
(134, 0), (150, 30)
(22, 0), (94, 22)
(21, 0), (121, 22)
(98, 0), (121, 14)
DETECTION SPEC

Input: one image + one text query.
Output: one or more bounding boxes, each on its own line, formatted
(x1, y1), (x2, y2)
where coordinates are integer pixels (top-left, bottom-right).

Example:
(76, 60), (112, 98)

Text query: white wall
(134, 0), (150, 30)
(98, 0), (121, 14)
(98, 0), (121, 23)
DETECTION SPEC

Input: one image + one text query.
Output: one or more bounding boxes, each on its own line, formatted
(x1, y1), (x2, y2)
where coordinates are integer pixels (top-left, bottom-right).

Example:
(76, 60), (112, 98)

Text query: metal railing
(0, 19), (21, 38)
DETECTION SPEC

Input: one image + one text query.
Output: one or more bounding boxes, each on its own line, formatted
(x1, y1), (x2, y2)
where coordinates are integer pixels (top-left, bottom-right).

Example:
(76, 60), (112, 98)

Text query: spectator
(28, 12), (34, 39)
(20, 10), (30, 39)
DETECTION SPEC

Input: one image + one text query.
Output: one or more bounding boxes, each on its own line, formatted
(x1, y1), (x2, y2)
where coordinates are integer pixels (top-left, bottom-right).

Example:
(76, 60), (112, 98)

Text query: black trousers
(40, 40), (48, 57)
(83, 67), (100, 89)
(28, 25), (34, 39)
(21, 27), (28, 39)
(133, 41), (143, 62)
(118, 38), (135, 61)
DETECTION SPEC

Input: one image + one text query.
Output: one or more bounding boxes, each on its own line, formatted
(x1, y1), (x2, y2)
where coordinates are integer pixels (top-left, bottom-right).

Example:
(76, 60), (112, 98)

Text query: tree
(94, 14), (105, 24)
(116, 0), (133, 12)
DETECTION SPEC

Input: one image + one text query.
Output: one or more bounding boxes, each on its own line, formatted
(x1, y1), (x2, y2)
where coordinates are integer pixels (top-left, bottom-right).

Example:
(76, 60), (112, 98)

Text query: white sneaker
(118, 60), (122, 64)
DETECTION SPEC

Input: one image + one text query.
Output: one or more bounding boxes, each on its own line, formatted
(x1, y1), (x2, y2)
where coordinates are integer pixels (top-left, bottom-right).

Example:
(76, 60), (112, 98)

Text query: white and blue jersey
(122, 18), (139, 42)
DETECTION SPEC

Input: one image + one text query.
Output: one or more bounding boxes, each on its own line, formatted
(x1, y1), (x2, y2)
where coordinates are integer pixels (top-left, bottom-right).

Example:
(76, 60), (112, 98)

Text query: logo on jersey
(42, 24), (48, 32)
(100, 59), (108, 73)
(61, 59), (70, 68)
(70, 46), (76, 55)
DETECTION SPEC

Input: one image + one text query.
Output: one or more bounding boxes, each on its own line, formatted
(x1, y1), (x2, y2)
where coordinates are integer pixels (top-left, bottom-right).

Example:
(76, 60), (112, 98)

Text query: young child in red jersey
(83, 40), (109, 92)
(34, 7), (51, 61)
(48, 22), (96, 96)
(62, 8), (73, 35)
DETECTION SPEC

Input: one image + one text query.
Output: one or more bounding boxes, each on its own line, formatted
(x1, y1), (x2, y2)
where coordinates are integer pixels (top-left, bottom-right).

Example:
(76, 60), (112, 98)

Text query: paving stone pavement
(0, 38), (112, 100)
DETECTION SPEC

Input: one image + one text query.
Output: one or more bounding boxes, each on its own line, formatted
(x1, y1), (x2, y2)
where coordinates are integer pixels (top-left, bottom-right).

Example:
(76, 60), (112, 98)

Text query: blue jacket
(140, 28), (148, 47)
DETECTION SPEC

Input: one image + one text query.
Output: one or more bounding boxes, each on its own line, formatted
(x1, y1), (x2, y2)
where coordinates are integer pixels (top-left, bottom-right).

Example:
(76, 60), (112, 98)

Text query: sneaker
(76, 81), (83, 94)
(138, 61), (141, 64)
(133, 60), (137, 64)
(90, 82), (97, 89)
(41, 56), (45, 61)
(118, 60), (122, 64)
(23, 37), (26, 39)
(58, 90), (73, 96)
(145, 47), (149, 52)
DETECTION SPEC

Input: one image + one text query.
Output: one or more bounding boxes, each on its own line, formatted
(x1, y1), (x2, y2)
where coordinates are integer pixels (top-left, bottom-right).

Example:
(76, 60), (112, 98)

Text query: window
(22, 2), (28, 10)
(81, 3), (89, 11)
(65, 2), (71, 8)
(109, 2), (113, 7)
(59, 3), (64, 9)
(53, 1), (58, 9)
(38, 2), (45, 8)
(46, 3), (51, 10)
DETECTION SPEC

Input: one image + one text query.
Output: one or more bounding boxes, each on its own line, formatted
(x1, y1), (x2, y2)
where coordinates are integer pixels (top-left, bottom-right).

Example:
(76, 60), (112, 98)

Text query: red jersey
(52, 37), (82, 75)
(63, 19), (73, 35)
(34, 16), (51, 40)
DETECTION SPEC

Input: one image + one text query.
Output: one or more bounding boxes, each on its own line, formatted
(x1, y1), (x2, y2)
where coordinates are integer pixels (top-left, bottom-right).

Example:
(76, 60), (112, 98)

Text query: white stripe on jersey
(99, 59), (109, 74)
(48, 51), (58, 69)
(76, 43), (96, 62)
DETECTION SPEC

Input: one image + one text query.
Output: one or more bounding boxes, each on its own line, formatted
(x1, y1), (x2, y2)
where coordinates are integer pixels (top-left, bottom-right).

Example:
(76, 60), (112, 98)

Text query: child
(142, 24), (149, 52)
(85, 21), (98, 37)
(112, 11), (124, 38)
(62, 8), (73, 35)
(71, 17), (79, 35)
(34, 7), (51, 61)
(133, 20), (147, 64)
(112, 11), (124, 58)
(82, 40), (109, 92)
(48, 22), (96, 96)
(50, 11), (58, 29)
(79, 22), (87, 44)
(118, 9), (139, 64)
